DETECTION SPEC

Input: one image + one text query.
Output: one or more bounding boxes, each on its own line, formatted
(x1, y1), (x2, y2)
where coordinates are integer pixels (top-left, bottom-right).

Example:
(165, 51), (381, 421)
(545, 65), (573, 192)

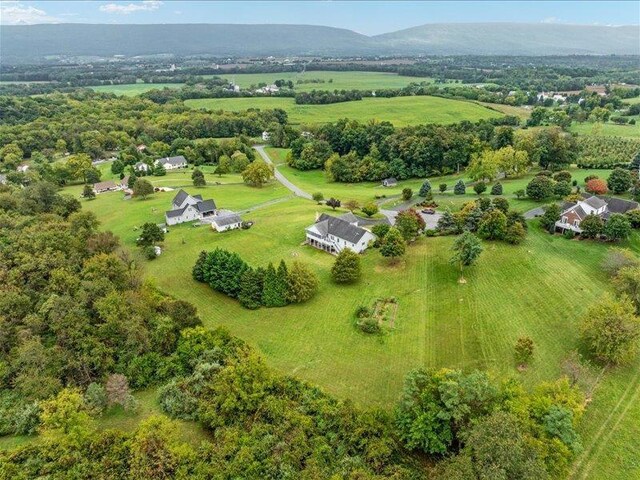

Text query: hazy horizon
(2, 1), (639, 35)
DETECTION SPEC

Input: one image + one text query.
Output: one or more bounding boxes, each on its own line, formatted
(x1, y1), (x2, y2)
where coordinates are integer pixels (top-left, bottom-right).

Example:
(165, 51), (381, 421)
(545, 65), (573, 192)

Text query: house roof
(165, 205), (189, 218)
(383, 177), (397, 183)
(314, 213), (369, 244)
(93, 180), (116, 190)
(171, 189), (190, 207)
(196, 199), (217, 213)
(604, 197), (639, 214)
(135, 161), (148, 168)
(193, 194), (203, 201)
(214, 214), (242, 227)
(337, 212), (359, 224)
(584, 196), (607, 210)
(121, 176), (130, 187)
(156, 155), (187, 166)
(573, 205), (588, 219)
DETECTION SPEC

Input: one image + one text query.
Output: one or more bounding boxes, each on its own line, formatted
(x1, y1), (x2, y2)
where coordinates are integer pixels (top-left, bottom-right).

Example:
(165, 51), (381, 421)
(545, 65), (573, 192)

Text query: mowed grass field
(91, 83), (185, 96)
(186, 95), (502, 127)
(73, 174), (640, 479)
(569, 120), (640, 138)
(215, 70), (434, 91)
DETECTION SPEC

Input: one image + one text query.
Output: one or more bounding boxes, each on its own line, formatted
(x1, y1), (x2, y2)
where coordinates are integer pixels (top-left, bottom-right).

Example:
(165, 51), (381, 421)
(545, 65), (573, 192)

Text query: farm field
(91, 83), (184, 96)
(477, 101), (532, 120)
(570, 120), (640, 138)
(70, 175), (640, 479)
(186, 95), (502, 127)
(215, 70), (434, 91)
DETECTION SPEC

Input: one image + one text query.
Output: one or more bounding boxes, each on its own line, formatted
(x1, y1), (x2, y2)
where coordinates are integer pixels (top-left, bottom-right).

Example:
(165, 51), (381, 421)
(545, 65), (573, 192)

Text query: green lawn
(91, 83), (184, 96)
(186, 95), (502, 127)
(267, 147), (611, 212)
(215, 70), (434, 91)
(570, 120), (640, 138)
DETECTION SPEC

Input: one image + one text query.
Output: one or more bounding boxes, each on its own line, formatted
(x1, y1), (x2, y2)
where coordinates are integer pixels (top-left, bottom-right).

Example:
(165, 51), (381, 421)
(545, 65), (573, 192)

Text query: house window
(562, 216), (568, 223)
(574, 220), (579, 227)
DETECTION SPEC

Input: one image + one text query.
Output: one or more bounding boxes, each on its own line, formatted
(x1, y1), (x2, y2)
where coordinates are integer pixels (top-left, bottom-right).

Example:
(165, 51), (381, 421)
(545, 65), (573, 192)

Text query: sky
(1, 1), (638, 34)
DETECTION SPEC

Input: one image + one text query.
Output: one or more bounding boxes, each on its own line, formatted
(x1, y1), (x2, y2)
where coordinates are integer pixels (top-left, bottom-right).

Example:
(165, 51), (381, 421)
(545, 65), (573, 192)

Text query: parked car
(421, 208), (436, 214)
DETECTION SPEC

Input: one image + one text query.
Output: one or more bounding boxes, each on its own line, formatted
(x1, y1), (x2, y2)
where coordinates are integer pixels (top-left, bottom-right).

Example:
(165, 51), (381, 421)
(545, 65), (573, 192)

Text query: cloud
(541, 16), (561, 24)
(0, 2), (62, 25)
(99, 0), (163, 15)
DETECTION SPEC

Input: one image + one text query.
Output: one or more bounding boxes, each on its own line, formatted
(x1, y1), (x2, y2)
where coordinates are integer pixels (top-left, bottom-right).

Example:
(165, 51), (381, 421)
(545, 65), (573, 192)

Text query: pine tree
(286, 261), (319, 303)
(331, 249), (362, 284)
(491, 182), (503, 195)
(192, 251), (208, 282)
(238, 267), (265, 309)
(454, 179), (466, 195)
(262, 262), (288, 307)
(419, 180), (432, 197)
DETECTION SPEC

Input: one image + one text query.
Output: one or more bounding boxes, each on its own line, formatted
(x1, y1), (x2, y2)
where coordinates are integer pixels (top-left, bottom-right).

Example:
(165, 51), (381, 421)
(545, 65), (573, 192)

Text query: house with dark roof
(154, 155), (187, 170)
(211, 213), (243, 232)
(305, 213), (376, 254)
(555, 195), (638, 234)
(165, 189), (218, 225)
(382, 178), (397, 187)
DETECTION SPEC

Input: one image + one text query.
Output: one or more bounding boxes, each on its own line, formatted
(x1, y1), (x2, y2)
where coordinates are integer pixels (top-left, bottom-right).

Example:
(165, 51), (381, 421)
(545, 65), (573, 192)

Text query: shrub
(312, 192), (324, 204)
(554, 181), (572, 197)
(331, 249), (361, 284)
(563, 229), (575, 239)
(514, 337), (535, 366)
(419, 180), (432, 197)
(143, 245), (158, 260)
(473, 183), (487, 195)
(526, 176), (555, 200)
(603, 213), (632, 241)
(505, 222), (526, 244)
(553, 170), (572, 183)
(439, 183), (447, 193)
(84, 383), (108, 415)
(580, 214), (604, 239)
(478, 209), (507, 240)
(402, 188), (413, 201)
(492, 197), (509, 214)
(358, 317), (381, 334)
(326, 197), (341, 210)
(355, 305), (371, 318)
(454, 179), (466, 195)
(602, 248), (640, 277)
(514, 189), (526, 199)
(540, 203), (561, 232)
(361, 202), (379, 217)
(626, 209), (640, 228)
(490, 182), (503, 195)
(607, 168), (634, 194)
(584, 175), (599, 183)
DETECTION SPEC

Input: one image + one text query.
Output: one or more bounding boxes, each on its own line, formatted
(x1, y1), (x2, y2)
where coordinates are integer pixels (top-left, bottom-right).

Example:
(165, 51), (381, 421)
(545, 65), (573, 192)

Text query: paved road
(254, 145), (312, 200)
(524, 207), (545, 219)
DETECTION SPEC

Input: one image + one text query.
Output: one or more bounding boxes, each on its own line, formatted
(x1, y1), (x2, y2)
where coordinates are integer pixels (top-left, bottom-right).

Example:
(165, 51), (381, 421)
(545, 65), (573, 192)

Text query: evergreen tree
(331, 249), (362, 284)
(454, 179), (466, 195)
(419, 180), (432, 197)
(262, 261), (289, 307)
(202, 248), (248, 298)
(192, 251), (208, 282)
(540, 204), (561, 232)
(238, 267), (265, 310)
(192, 168), (206, 187)
(82, 184), (96, 200)
(437, 210), (459, 234)
(491, 182), (503, 195)
(286, 261), (319, 303)
(127, 173), (138, 189)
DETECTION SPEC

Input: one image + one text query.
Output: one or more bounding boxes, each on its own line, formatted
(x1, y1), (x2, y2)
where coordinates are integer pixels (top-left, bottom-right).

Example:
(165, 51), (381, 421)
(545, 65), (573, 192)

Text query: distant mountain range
(1, 23), (638, 62)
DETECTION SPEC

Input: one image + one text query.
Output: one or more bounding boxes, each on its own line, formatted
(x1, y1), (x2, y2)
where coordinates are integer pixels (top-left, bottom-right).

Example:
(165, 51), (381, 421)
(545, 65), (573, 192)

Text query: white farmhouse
(165, 189), (217, 225)
(135, 161), (151, 173)
(154, 155), (187, 170)
(305, 213), (375, 255)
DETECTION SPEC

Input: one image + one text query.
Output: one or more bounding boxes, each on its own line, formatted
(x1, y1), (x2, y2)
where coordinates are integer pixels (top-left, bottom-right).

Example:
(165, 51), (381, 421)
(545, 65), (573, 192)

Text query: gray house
(155, 155), (187, 170)
(382, 178), (398, 187)
(211, 213), (243, 232)
(305, 213), (375, 255)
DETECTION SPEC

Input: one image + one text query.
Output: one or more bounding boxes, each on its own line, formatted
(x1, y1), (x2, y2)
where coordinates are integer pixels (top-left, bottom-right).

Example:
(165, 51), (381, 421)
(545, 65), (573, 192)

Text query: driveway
(254, 145), (312, 200)
(524, 207), (545, 219)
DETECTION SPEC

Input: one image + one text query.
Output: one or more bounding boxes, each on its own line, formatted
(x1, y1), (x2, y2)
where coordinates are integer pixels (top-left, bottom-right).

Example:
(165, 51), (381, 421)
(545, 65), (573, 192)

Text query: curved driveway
(254, 145), (312, 200)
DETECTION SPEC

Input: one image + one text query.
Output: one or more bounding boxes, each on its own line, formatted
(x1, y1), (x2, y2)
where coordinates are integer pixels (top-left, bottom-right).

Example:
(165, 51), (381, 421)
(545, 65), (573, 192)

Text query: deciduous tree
(331, 249), (362, 284)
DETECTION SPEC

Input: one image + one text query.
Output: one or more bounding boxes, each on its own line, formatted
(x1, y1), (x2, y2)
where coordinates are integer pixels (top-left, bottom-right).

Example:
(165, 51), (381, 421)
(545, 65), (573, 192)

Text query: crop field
(570, 120), (640, 138)
(214, 70), (434, 91)
(186, 95), (502, 127)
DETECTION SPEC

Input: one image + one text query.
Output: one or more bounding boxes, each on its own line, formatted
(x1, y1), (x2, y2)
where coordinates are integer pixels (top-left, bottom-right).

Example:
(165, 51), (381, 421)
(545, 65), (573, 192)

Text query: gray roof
(604, 197), (638, 214)
(584, 196), (607, 209)
(193, 194), (203, 201)
(196, 199), (217, 213)
(171, 189), (190, 207)
(157, 155), (187, 166)
(316, 213), (368, 244)
(573, 205), (587, 219)
(214, 214), (242, 226)
(93, 180), (117, 190)
(337, 212), (359, 224)
(383, 178), (397, 183)
(165, 206), (188, 218)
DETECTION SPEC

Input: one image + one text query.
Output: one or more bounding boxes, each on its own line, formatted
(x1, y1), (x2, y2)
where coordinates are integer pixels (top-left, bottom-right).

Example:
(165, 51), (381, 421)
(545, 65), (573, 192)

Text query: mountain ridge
(1, 22), (638, 62)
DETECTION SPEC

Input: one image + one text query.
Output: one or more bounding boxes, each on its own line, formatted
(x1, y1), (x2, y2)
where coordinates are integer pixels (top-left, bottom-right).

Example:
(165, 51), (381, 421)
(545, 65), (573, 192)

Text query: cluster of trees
(0, 91), (285, 162)
(294, 89), (363, 104)
(525, 170), (578, 201)
(0, 181), (202, 436)
(287, 117), (526, 182)
(397, 368), (586, 479)
(193, 248), (319, 309)
(437, 197), (528, 245)
(580, 249), (640, 366)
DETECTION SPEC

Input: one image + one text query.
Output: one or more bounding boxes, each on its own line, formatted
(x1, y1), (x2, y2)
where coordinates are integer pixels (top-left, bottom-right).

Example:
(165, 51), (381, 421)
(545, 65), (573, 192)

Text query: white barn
(305, 213), (375, 255)
(211, 214), (243, 232)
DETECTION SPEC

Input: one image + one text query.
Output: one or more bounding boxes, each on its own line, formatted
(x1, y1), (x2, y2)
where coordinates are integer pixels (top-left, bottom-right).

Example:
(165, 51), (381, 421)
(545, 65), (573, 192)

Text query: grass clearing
(186, 95), (502, 127)
(91, 83), (184, 96)
(570, 120), (640, 138)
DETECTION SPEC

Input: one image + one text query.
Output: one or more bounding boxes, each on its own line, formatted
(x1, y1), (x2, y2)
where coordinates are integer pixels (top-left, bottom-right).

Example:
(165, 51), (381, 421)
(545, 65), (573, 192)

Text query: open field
(477, 101), (533, 120)
(215, 70), (434, 91)
(570, 120), (640, 138)
(91, 83), (184, 96)
(186, 95), (502, 127)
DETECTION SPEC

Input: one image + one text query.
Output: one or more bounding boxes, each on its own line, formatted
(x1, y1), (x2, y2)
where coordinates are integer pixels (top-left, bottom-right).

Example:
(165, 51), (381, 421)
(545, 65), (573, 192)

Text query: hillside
(1, 23), (638, 62)
(374, 23), (640, 55)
